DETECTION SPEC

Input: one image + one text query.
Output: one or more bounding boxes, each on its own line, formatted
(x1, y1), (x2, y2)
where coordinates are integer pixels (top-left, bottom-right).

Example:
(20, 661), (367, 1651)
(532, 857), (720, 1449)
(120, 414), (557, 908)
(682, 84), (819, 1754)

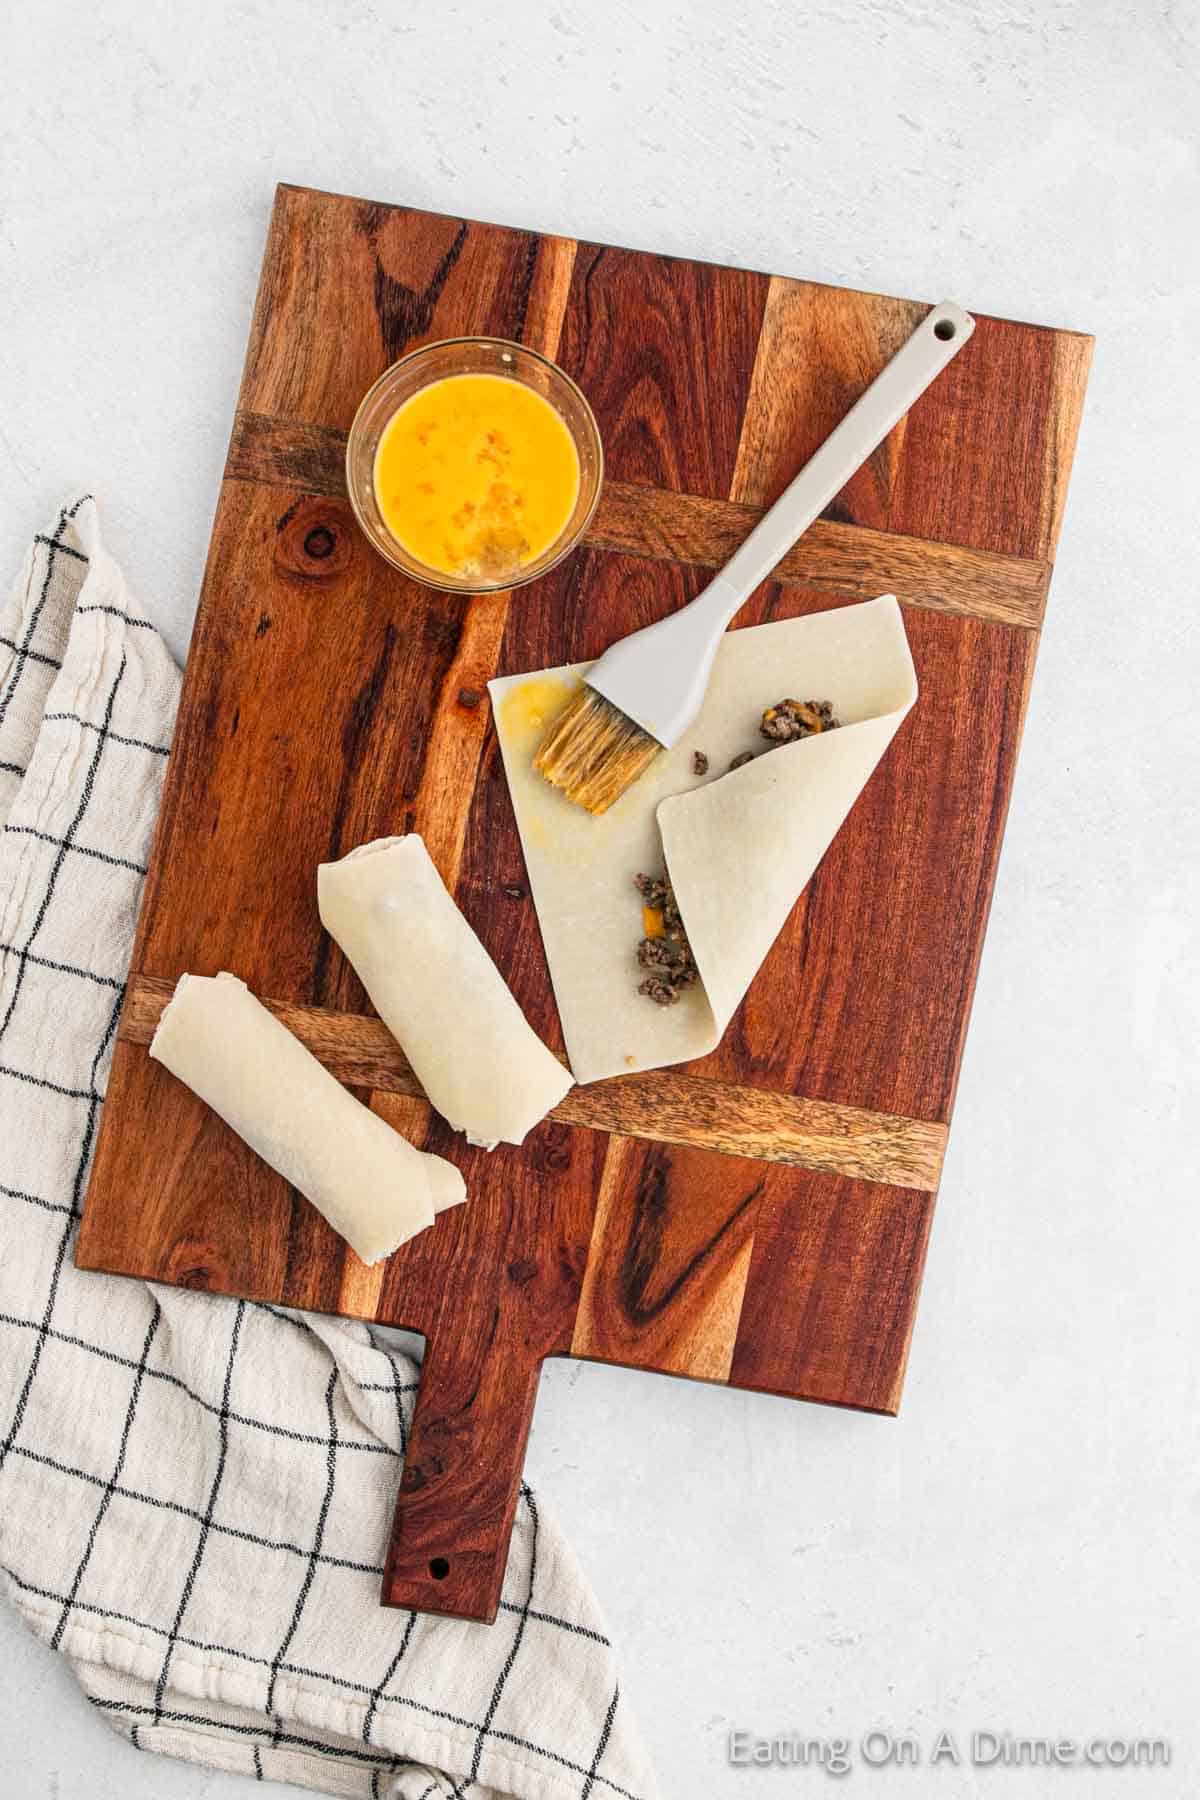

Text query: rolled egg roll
(149, 971), (464, 1263)
(318, 835), (574, 1149)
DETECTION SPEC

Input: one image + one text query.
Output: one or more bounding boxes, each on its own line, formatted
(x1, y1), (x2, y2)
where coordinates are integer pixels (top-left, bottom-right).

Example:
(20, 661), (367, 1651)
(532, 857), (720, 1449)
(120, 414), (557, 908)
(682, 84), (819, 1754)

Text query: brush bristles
(534, 686), (662, 815)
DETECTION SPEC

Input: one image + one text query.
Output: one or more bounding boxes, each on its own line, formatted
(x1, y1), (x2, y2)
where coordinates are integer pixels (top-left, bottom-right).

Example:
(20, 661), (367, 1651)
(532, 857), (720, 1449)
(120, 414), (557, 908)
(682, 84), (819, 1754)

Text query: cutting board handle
(381, 1333), (543, 1623)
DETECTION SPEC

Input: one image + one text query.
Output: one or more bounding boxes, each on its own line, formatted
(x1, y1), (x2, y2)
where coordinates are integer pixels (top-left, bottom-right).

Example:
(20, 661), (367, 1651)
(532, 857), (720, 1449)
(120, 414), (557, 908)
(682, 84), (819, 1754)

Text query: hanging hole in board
(933, 318), (956, 341)
(429, 1556), (450, 1580)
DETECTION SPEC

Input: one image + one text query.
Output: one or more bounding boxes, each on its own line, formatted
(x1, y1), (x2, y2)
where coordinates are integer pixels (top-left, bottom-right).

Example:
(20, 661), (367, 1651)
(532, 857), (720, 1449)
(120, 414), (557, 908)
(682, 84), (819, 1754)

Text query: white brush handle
(586, 299), (974, 747)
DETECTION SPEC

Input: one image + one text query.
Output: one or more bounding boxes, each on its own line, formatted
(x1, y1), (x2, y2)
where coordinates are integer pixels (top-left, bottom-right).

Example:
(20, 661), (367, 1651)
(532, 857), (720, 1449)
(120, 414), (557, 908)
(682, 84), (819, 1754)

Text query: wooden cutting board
(77, 183), (1092, 1624)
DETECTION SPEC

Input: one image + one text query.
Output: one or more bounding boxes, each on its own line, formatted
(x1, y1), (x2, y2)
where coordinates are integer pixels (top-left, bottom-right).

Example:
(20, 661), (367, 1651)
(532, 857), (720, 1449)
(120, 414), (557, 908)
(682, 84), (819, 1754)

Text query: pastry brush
(535, 300), (974, 813)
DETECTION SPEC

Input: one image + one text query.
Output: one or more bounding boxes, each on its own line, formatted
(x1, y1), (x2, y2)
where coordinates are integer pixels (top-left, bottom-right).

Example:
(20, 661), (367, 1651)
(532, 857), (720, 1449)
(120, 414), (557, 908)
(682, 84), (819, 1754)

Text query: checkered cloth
(0, 499), (656, 1800)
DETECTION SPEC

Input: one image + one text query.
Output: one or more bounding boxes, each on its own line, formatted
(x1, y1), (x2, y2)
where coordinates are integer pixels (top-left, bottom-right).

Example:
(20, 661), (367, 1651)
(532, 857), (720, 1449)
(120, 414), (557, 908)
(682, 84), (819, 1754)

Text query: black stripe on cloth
(0, 651), (128, 1048)
(509, 1603), (609, 1647)
(0, 941), (123, 990)
(33, 534), (88, 564)
(131, 1724), (142, 1750)
(0, 761), (25, 778)
(76, 604), (156, 630)
(359, 1351), (425, 1748)
(5, 1439), (383, 1574)
(90, 1696), (644, 1797)
(153, 1299), (246, 1722)
(4, 822), (147, 875)
(0, 1183), (71, 1217)
(0, 1061), (96, 1101)
(253, 1746), (264, 1781)
(4, 1556), (610, 1686)
(483, 1724), (638, 1799)
(462, 1484), (542, 1794)
(0, 1314), (395, 1458)
(0, 986), (122, 1476)
(0, 495), (90, 728)
(0, 637), (61, 671)
(267, 1367), (340, 1722)
(0, 1301), (601, 1631)
(388, 1353), (410, 1460)
(581, 1683), (620, 1800)
(0, 1306), (393, 1455)
(50, 1302), (163, 1650)
(0, 506), (70, 734)
(2, 1563), (385, 1683)
(90, 1698), (402, 1773)
(42, 710), (170, 756)
(1, 1565), (637, 1799)
(252, 1300), (312, 1335)
(362, 1609), (418, 1746)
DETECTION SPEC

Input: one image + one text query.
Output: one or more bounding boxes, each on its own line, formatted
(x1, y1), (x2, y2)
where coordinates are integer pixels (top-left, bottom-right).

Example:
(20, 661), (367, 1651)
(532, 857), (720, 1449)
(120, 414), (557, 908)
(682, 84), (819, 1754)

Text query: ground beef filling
(634, 872), (698, 1006)
(635, 698), (839, 1004)
(759, 697), (838, 743)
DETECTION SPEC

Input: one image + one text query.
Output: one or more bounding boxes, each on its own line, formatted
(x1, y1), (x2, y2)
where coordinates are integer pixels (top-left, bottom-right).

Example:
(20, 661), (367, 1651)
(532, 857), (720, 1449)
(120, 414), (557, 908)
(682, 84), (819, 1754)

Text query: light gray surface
(2, 2), (1197, 1796)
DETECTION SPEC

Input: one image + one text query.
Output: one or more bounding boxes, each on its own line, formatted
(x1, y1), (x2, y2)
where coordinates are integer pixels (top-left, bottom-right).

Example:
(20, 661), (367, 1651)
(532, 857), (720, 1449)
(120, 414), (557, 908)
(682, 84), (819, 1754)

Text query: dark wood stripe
(226, 409), (1048, 629)
(729, 1173), (935, 1416)
(226, 412), (348, 495)
(121, 975), (946, 1191)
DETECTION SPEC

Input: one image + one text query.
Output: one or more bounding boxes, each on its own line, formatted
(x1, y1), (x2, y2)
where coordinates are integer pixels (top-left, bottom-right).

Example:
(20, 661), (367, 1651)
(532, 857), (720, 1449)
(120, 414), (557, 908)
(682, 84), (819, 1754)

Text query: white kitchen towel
(0, 499), (656, 1800)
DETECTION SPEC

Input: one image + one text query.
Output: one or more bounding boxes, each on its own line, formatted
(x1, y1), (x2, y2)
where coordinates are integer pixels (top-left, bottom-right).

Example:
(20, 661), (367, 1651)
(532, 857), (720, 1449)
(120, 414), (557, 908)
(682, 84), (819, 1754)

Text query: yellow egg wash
(373, 374), (581, 580)
(497, 673), (582, 747)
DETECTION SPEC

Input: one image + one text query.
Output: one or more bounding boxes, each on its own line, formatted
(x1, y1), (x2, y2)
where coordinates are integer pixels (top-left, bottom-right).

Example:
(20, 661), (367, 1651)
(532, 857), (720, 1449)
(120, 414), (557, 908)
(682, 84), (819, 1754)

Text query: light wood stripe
(1041, 330), (1095, 559)
(520, 234), (577, 361)
(227, 410), (1047, 630)
(571, 1135), (757, 1382)
(410, 591), (509, 886)
(731, 279), (925, 513)
(588, 481), (1048, 628)
(123, 975), (946, 1191)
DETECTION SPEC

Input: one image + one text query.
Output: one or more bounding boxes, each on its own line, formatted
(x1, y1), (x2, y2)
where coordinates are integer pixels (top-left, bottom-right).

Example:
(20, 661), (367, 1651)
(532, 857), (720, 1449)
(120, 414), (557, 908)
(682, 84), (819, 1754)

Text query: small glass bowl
(345, 337), (604, 592)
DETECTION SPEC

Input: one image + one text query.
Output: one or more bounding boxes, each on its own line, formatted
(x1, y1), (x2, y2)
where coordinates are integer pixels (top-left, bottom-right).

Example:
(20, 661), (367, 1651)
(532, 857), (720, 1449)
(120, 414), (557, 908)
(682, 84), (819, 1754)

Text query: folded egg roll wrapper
(489, 595), (919, 1085)
(318, 834), (574, 1150)
(149, 972), (464, 1264)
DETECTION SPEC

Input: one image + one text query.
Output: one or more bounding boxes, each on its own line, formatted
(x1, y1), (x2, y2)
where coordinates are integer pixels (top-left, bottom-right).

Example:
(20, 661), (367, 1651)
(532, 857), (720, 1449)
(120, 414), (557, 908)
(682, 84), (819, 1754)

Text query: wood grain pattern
(77, 185), (1092, 1622)
(731, 279), (926, 519)
(572, 1135), (768, 1383)
(119, 974), (948, 1188)
(242, 188), (546, 431)
(405, 590), (510, 884)
(585, 485), (1048, 628)
(730, 277), (1093, 568)
(729, 1173), (934, 1414)
(379, 1117), (602, 1623)
(556, 243), (768, 498)
(227, 413), (1048, 629)
(1041, 329), (1095, 554)
(887, 312), (1090, 563)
